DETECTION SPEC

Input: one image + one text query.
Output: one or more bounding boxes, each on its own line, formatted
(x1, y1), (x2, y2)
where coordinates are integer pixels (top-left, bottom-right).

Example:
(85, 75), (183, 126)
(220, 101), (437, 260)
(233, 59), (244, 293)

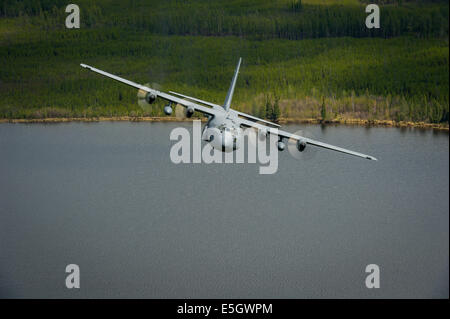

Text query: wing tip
(366, 156), (378, 161)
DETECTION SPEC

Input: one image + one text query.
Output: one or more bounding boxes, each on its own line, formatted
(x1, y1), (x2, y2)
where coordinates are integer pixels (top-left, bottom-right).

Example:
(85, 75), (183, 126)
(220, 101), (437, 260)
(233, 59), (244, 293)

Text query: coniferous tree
(321, 97), (327, 120)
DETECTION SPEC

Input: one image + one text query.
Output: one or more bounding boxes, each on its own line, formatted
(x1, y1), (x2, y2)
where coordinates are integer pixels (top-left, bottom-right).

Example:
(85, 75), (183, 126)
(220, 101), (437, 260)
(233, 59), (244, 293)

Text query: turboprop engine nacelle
(186, 106), (195, 118)
(258, 129), (268, 141)
(297, 139), (307, 152)
(145, 92), (157, 104)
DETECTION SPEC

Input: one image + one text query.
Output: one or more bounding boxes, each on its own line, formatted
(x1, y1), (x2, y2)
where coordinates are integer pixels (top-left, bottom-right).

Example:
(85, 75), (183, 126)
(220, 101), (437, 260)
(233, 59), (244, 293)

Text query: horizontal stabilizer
(233, 110), (281, 128)
(168, 91), (221, 109)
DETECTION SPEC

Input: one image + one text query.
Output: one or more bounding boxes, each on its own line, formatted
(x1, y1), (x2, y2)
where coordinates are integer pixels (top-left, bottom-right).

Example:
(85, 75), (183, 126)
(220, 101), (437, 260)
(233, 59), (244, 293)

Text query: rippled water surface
(0, 122), (448, 298)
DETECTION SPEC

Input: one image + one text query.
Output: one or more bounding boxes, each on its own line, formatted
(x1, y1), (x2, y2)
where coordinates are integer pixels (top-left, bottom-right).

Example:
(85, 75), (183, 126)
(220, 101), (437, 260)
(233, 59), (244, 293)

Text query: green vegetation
(0, 0), (448, 123)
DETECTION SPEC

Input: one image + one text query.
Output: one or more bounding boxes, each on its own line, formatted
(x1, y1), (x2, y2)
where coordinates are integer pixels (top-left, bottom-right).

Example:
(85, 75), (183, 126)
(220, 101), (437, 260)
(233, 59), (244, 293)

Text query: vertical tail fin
(223, 57), (242, 111)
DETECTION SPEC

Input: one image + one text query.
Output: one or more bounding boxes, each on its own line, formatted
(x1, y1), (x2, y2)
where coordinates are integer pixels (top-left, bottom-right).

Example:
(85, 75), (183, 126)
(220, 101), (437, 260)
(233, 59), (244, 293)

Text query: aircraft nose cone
(222, 131), (234, 152)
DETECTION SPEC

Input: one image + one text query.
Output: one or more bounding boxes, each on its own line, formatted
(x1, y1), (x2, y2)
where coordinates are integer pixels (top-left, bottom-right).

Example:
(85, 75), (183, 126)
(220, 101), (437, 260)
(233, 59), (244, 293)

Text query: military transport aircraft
(80, 58), (377, 161)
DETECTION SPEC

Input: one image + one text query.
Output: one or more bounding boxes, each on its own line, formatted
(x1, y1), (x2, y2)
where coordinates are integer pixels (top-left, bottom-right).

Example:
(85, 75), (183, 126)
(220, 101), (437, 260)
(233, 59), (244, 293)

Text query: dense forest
(0, 0), (448, 123)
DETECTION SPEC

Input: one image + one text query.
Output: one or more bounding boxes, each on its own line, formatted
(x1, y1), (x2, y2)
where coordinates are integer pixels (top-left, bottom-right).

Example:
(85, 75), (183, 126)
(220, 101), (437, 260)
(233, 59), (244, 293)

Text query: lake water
(0, 122), (448, 298)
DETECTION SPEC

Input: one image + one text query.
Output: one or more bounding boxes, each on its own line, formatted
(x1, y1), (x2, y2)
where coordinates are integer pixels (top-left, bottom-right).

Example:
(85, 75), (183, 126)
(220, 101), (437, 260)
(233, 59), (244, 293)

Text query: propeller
(174, 104), (188, 120)
(137, 82), (161, 114)
(287, 128), (318, 161)
(174, 99), (196, 120)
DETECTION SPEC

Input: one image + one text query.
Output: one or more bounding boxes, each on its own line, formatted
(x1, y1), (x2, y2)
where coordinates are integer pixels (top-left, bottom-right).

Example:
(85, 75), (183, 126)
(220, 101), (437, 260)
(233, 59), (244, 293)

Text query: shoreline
(0, 116), (448, 131)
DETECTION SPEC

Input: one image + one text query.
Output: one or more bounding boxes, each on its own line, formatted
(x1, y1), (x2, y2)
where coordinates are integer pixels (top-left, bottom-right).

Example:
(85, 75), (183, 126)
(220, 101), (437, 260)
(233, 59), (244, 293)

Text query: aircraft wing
(236, 117), (378, 161)
(80, 64), (220, 117)
(168, 91), (222, 109)
(169, 91), (281, 128)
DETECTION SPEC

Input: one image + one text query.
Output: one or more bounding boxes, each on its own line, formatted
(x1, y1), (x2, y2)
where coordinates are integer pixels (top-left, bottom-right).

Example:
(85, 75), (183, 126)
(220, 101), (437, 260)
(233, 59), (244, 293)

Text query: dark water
(0, 122), (448, 298)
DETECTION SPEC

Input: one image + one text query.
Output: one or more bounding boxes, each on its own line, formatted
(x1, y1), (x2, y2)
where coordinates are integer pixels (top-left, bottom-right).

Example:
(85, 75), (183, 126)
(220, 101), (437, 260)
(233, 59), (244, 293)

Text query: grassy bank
(1, 116), (447, 131)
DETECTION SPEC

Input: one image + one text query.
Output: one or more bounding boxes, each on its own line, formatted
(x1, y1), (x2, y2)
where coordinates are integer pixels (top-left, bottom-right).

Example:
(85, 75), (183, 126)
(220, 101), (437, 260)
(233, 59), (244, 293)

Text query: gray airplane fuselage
(202, 110), (243, 152)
